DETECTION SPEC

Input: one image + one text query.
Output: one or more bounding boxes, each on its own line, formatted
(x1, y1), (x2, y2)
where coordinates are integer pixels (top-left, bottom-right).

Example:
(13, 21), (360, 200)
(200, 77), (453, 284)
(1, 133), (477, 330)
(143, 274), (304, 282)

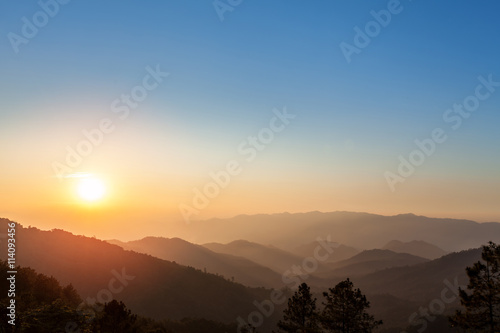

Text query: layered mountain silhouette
(0, 219), (282, 330)
(107, 237), (283, 288)
(203, 239), (330, 273)
(355, 248), (481, 303)
(175, 212), (500, 252)
(382, 240), (448, 260)
(291, 241), (360, 262)
(353, 248), (482, 331)
(0, 212), (496, 333)
(317, 249), (429, 278)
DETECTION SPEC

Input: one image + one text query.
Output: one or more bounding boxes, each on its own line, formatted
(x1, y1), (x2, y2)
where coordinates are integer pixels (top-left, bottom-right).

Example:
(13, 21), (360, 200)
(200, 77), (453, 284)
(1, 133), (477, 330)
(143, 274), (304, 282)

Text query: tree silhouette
(20, 299), (92, 333)
(94, 300), (138, 333)
(320, 278), (382, 333)
(276, 282), (321, 333)
(450, 241), (500, 332)
(61, 284), (82, 307)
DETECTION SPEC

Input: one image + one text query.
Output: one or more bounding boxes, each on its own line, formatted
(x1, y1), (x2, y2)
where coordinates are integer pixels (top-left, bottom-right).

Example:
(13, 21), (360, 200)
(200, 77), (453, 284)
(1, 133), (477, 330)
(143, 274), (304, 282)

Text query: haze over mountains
(202, 240), (330, 273)
(173, 212), (500, 252)
(291, 241), (360, 262)
(107, 237), (284, 288)
(316, 249), (430, 279)
(1, 211), (499, 332)
(0, 219), (277, 326)
(382, 240), (448, 260)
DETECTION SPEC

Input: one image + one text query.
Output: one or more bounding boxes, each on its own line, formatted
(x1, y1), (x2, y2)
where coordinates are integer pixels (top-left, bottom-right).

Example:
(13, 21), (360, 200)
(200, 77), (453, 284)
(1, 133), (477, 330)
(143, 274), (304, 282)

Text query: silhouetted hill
(203, 239), (330, 273)
(352, 249), (482, 331)
(382, 240), (448, 260)
(0, 217), (488, 333)
(107, 236), (283, 288)
(317, 249), (429, 278)
(0, 259), (239, 332)
(0, 218), (281, 329)
(354, 248), (481, 303)
(176, 212), (500, 252)
(291, 241), (360, 263)
(367, 294), (420, 332)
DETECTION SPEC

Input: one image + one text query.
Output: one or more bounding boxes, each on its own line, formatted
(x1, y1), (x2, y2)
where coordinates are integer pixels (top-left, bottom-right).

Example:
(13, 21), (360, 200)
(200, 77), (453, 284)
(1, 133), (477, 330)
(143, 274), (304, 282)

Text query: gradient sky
(1, 0), (499, 240)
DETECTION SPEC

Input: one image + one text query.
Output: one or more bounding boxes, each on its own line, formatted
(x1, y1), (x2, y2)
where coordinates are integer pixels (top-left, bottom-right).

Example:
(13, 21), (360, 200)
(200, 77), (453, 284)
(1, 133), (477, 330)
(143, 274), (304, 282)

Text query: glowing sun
(77, 177), (106, 202)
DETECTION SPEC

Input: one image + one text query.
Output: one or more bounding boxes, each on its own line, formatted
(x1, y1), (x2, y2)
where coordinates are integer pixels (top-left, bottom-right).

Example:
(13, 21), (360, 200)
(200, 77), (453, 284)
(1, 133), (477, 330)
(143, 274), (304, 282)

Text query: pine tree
(320, 278), (382, 333)
(450, 241), (500, 332)
(94, 300), (138, 333)
(276, 282), (321, 333)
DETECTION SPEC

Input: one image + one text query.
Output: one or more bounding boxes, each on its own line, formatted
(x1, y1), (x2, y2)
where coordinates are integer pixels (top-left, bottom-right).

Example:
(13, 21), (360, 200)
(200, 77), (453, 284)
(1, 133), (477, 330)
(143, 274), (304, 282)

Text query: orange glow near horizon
(1, 116), (499, 242)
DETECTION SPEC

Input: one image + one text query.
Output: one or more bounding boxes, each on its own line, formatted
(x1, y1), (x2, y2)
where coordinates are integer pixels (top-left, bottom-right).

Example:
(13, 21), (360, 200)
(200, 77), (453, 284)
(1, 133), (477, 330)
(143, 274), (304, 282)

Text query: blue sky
(1, 0), (499, 238)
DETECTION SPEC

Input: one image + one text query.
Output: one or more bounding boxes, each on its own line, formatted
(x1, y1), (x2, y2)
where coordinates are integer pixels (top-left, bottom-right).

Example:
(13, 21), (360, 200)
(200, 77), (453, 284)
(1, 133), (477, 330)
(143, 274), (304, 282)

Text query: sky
(1, 0), (499, 240)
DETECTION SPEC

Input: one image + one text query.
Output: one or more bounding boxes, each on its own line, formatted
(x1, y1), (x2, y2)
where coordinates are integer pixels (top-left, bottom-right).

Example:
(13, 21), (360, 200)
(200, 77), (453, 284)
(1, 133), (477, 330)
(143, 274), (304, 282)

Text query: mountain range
(382, 240), (448, 260)
(1, 211), (498, 333)
(107, 237), (284, 288)
(0, 219), (280, 330)
(173, 211), (500, 252)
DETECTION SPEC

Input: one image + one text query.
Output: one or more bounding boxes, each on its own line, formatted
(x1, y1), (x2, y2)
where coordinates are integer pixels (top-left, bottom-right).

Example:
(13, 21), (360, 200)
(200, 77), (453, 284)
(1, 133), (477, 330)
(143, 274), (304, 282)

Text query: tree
(450, 241), (500, 332)
(62, 284), (82, 307)
(94, 300), (138, 333)
(20, 299), (93, 333)
(276, 282), (321, 333)
(320, 278), (382, 333)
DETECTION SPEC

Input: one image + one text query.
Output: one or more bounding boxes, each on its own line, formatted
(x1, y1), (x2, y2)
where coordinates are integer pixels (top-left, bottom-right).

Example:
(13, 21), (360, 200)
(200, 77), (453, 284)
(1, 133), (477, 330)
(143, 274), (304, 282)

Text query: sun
(77, 177), (106, 202)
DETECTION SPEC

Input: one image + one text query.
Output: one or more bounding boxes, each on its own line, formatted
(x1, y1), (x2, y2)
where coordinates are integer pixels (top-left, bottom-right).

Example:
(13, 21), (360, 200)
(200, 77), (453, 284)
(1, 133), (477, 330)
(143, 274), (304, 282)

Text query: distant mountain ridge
(317, 249), (429, 278)
(291, 241), (360, 263)
(107, 236), (284, 288)
(351, 248), (483, 331)
(382, 240), (448, 260)
(202, 239), (331, 273)
(0, 216), (493, 333)
(175, 211), (500, 252)
(355, 248), (482, 303)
